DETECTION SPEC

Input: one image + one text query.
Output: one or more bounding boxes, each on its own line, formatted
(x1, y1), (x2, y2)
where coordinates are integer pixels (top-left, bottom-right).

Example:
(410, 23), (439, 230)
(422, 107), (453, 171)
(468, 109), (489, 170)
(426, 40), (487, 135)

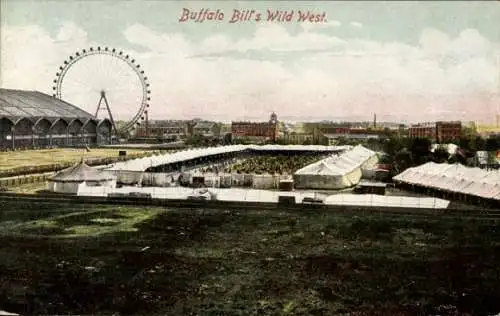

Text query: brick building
(436, 121), (462, 142)
(135, 120), (188, 139)
(408, 121), (461, 142)
(408, 122), (436, 140)
(231, 112), (279, 141)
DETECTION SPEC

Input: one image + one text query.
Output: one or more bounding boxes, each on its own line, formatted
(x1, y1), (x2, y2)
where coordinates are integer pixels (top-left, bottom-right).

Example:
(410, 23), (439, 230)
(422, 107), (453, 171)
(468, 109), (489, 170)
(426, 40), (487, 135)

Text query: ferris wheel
(52, 46), (151, 135)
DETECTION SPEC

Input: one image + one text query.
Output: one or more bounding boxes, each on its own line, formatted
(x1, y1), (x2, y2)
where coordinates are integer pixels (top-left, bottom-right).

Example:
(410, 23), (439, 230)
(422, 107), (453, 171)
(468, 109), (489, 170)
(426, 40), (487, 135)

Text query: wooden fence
(0, 173), (53, 188)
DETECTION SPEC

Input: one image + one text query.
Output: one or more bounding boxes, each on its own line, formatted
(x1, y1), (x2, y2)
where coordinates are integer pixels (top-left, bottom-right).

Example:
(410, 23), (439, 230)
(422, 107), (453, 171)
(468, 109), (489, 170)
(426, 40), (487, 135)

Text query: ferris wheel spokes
(52, 46), (151, 137)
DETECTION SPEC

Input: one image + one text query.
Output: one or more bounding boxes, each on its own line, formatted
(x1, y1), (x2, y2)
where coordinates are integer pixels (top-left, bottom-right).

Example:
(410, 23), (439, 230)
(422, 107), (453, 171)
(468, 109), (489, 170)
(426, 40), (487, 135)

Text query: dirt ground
(1, 200), (500, 315)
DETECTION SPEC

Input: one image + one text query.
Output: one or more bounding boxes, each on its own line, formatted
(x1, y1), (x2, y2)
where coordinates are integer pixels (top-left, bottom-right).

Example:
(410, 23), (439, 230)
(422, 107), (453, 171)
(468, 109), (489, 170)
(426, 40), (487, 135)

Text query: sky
(1, 0), (500, 124)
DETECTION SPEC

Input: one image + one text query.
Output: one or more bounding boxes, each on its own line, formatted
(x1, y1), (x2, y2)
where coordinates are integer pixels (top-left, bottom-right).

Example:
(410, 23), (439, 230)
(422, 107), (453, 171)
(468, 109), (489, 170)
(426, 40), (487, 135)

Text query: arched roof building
(0, 88), (112, 149)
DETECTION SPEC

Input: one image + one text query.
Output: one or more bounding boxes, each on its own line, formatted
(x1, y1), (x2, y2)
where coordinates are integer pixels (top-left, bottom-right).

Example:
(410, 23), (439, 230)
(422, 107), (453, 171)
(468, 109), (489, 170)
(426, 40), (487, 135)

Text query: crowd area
(195, 155), (328, 175)
(211, 154), (328, 175)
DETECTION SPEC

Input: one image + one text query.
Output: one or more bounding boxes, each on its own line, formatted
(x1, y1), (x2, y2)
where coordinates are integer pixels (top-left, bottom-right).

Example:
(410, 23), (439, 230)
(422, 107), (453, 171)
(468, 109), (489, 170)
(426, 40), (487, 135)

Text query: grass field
(1, 200), (500, 315)
(0, 148), (152, 171)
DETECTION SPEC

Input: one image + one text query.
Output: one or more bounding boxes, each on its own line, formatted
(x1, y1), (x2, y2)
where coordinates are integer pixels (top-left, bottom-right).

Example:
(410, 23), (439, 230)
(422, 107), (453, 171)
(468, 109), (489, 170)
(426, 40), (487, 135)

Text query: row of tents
(393, 162), (500, 202)
(46, 145), (378, 193)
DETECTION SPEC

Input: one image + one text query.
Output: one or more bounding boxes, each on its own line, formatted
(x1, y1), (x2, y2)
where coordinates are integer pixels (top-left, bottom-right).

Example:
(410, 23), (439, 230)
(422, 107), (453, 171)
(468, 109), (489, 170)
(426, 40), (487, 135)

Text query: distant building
(312, 125), (349, 143)
(408, 122), (436, 140)
(192, 121), (220, 137)
(312, 126), (380, 145)
(323, 128), (381, 145)
(287, 132), (313, 144)
(281, 122), (313, 144)
(474, 117), (500, 137)
(135, 120), (188, 140)
(231, 112), (279, 141)
(474, 151), (500, 169)
(408, 121), (461, 142)
(475, 151), (489, 168)
(436, 121), (462, 142)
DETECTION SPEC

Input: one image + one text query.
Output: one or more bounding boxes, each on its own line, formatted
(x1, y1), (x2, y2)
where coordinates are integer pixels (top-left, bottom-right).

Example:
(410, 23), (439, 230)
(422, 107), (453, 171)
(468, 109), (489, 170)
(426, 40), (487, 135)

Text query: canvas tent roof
(393, 162), (500, 200)
(294, 145), (377, 176)
(107, 144), (352, 172)
(49, 161), (116, 182)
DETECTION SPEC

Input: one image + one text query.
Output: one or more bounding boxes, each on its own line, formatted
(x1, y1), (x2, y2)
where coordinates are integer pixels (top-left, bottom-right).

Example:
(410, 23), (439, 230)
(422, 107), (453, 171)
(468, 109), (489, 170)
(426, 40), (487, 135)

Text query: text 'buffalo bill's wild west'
(178, 8), (328, 23)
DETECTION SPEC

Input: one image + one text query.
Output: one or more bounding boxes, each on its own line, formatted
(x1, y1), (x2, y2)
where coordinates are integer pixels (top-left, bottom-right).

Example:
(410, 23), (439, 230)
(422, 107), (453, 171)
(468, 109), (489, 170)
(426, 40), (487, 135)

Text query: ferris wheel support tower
(95, 90), (118, 136)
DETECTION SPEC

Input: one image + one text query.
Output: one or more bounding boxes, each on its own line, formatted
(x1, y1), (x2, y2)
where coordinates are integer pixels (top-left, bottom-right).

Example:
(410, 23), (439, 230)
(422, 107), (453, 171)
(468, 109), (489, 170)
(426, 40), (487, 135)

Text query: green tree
(432, 146), (449, 163)
(383, 136), (405, 156)
(185, 134), (204, 147)
(223, 133), (232, 145)
(485, 137), (499, 152)
(475, 136), (486, 151)
(459, 136), (475, 152)
(409, 137), (432, 165)
(393, 149), (413, 174)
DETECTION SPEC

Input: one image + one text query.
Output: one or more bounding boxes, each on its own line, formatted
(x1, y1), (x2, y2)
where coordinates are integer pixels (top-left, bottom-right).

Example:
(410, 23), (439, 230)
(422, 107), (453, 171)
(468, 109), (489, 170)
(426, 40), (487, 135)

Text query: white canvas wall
(47, 181), (80, 194)
(294, 167), (362, 190)
(293, 145), (377, 190)
(252, 175), (278, 190)
(141, 172), (177, 187)
(48, 179), (116, 194)
(113, 170), (144, 185)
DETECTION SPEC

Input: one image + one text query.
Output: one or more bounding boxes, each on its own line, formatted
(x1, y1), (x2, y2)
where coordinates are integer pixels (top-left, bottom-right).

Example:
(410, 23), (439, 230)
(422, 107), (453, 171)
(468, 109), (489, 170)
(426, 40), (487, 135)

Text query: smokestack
(373, 113), (377, 129)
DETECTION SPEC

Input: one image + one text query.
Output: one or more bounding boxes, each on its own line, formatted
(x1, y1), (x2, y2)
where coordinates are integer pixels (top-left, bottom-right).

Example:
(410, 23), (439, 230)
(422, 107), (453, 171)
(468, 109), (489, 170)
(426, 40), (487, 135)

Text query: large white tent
(106, 144), (351, 173)
(105, 144), (351, 184)
(393, 162), (500, 201)
(47, 161), (117, 194)
(293, 145), (378, 190)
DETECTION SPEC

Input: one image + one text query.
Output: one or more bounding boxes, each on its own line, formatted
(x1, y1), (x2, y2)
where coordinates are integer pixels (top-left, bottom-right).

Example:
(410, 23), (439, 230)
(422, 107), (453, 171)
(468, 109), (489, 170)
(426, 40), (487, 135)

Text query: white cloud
(233, 24), (345, 52)
(1, 22), (499, 123)
(56, 21), (87, 44)
(300, 20), (341, 32)
(350, 21), (363, 29)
